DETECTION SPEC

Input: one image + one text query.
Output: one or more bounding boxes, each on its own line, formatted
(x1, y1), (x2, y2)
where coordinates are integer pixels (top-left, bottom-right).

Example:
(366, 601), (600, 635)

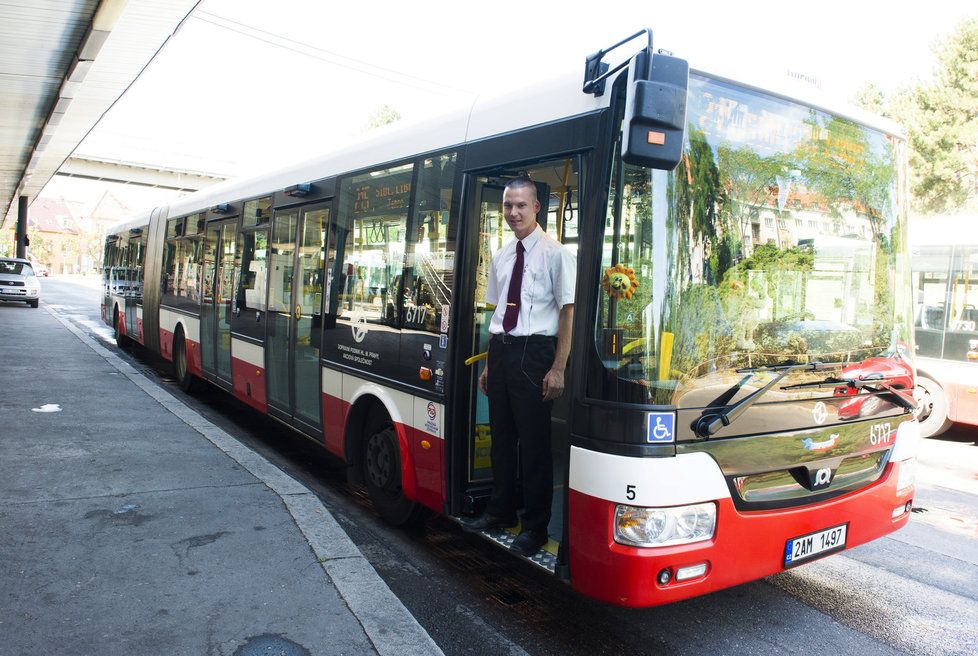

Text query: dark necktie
(502, 241), (524, 333)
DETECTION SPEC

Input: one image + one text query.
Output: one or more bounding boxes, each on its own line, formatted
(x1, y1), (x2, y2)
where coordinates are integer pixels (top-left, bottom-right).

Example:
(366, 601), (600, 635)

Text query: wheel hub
(365, 431), (394, 489)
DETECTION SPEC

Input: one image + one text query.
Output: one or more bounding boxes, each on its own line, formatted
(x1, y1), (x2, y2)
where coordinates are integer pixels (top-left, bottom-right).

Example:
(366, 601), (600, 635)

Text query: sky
(53, 0), (978, 206)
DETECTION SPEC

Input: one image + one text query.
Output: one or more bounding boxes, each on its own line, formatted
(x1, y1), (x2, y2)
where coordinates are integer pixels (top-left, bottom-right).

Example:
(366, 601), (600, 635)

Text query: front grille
(730, 450), (889, 510)
(1, 280), (25, 287)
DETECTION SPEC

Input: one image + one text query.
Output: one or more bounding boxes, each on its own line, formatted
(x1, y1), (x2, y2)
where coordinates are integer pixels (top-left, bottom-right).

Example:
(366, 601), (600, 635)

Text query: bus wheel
(361, 418), (420, 526)
(173, 332), (198, 393)
(915, 375), (952, 438)
(113, 307), (130, 348)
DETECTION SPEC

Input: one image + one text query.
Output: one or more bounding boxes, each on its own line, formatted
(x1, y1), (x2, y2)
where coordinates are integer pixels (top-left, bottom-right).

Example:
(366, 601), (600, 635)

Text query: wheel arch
(914, 369), (955, 436)
(343, 386), (418, 502)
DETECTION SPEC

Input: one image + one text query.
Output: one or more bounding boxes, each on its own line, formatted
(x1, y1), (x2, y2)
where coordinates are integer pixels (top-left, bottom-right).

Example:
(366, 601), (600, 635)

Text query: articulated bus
(910, 216), (978, 437)
(102, 31), (919, 607)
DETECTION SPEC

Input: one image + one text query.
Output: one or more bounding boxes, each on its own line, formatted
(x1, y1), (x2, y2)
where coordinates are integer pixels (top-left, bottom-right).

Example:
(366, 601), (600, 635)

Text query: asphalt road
(34, 277), (978, 655)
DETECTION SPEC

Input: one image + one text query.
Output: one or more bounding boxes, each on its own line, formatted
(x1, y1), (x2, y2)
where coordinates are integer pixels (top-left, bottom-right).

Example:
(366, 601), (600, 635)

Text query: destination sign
(690, 76), (877, 168)
(351, 169), (413, 220)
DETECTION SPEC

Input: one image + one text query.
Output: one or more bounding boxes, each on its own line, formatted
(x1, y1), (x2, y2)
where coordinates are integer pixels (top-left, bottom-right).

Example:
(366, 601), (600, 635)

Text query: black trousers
(485, 334), (555, 534)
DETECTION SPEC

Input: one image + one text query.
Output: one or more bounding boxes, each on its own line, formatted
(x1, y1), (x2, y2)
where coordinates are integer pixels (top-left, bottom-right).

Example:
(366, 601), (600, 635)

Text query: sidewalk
(0, 303), (442, 656)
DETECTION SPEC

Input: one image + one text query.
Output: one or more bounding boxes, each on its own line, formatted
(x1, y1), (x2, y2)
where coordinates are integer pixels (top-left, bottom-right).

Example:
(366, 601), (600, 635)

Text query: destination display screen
(351, 168), (413, 220)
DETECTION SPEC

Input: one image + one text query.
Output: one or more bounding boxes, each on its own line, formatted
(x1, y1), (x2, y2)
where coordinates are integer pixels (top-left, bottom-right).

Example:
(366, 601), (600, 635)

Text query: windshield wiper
(694, 361), (844, 438)
(782, 374), (916, 412)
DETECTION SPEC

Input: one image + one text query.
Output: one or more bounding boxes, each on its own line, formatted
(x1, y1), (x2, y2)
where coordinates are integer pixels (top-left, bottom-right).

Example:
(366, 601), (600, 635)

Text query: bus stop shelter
(0, 0), (199, 256)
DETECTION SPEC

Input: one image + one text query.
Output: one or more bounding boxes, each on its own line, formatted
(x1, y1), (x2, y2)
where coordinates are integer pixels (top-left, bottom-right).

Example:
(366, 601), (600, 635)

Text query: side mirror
(622, 50), (689, 171)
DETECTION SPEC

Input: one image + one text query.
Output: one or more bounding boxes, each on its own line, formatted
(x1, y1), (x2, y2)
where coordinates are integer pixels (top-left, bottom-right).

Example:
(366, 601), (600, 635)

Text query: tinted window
(402, 153), (456, 333)
(912, 245), (951, 359)
(944, 245), (978, 363)
(331, 162), (413, 326)
(242, 197), (272, 229)
(237, 229), (269, 313)
(0, 261), (32, 276)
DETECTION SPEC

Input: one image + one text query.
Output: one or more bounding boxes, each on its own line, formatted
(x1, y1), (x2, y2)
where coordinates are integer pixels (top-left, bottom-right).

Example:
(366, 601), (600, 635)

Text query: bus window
(592, 75), (909, 407)
(162, 218), (185, 301)
(268, 211), (298, 314)
(945, 245), (978, 362)
(913, 245), (952, 359)
(542, 158), (579, 244)
(402, 153), (456, 333)
(242, 196), (272, 229)
(237, 229), (269, 314)
(333, 162), (413, 325)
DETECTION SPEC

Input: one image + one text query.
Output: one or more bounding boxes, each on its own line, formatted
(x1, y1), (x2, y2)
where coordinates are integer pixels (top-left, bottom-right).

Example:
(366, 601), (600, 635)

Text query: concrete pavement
(0, 301), (442, 655)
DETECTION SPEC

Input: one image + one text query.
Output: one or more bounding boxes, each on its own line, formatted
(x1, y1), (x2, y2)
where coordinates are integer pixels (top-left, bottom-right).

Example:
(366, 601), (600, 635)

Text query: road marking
(46, 306), (444, 656)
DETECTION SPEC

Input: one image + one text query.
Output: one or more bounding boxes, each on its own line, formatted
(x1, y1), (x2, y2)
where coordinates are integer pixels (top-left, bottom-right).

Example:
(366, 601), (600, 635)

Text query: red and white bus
(102, 31), (919, 607)
(910, 216), (978, 436)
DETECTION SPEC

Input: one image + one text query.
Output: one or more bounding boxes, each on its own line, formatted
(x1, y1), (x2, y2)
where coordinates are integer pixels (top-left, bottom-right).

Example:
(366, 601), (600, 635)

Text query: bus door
(457, 157), (581, 541)
(265, 203), (330, 433)
(200, 218), (239, 383)
(124, 233), (145, 341)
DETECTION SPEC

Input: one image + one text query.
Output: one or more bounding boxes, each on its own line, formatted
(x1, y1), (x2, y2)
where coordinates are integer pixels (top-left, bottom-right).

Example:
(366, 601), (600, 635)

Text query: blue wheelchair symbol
(647, 412), (675, 443)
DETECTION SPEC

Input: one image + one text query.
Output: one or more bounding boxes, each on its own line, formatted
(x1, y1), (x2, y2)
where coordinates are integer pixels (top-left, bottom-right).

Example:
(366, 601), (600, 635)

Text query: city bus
(102, 30), (919, 607)
(909, 216), (978, 437)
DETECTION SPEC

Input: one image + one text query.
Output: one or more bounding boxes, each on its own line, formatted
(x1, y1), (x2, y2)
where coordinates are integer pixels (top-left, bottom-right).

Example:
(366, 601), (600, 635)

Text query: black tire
(113, 307), (130, 348)
(916, 375), (953, 438)
(173, 332), (198, 393)
(361, 418), (421, 526)
(28, 300), (38, 308)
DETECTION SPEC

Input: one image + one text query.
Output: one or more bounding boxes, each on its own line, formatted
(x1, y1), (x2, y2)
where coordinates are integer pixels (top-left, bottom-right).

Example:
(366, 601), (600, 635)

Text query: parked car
(0, 257), (41, 308)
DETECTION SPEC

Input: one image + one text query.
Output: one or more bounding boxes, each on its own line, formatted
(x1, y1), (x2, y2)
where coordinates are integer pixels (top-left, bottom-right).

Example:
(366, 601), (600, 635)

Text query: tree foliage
(364, 103), (402, 131)
(861, 18), (978, 213)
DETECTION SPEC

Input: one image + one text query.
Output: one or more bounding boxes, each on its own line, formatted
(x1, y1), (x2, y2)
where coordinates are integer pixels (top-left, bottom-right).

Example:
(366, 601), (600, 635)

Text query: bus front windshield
(592, 75), (913, 406)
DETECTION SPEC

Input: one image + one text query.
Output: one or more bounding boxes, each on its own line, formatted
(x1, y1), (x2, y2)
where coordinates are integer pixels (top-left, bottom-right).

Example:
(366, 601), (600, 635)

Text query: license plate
(783, 523), (847, 568)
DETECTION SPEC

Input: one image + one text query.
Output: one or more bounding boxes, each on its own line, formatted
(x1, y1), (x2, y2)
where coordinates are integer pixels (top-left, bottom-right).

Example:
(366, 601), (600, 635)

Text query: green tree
(364, 103), (401, 131)
(860, 18), (978, 212)
(852, 81), (886, 115)
(26, 232), (52, 267)
(1, 228), (15, 257)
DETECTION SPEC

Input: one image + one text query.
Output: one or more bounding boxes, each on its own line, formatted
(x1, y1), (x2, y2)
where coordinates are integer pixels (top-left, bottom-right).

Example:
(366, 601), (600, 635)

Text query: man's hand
(479, 366), (489, 395)
(542, 368), (565, 401)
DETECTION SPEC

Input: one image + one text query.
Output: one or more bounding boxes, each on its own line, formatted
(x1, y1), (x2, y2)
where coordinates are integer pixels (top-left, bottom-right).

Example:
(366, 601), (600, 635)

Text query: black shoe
(510, 529), (548, 556)
(461, 513), (518, 532)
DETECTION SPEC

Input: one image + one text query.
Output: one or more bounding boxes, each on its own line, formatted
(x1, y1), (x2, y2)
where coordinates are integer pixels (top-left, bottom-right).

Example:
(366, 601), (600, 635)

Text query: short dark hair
(503, 175), (538, 202)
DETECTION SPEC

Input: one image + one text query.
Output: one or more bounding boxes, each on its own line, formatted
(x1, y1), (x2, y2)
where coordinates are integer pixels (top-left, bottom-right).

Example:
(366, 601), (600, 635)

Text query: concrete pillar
(15, 195), (29, 259)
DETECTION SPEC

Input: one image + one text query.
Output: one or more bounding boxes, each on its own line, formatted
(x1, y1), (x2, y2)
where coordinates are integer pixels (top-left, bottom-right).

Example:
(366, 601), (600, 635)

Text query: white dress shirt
(487, 225), (576, 336)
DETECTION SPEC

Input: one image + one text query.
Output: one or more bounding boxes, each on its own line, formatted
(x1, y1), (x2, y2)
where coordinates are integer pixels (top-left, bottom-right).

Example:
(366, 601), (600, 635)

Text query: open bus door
(453, 156), (581, 572)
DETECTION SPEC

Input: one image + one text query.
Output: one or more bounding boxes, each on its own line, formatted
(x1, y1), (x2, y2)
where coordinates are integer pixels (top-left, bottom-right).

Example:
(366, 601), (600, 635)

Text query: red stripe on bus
(567, 461), (913, 608)
(403, 424), (444, 512)
(185, 339), (203, 378)
(159, 328), (174, 361)
(231, 356), (267, 413)
(323, 393), (348, 458)
(392, 420), (418, 504)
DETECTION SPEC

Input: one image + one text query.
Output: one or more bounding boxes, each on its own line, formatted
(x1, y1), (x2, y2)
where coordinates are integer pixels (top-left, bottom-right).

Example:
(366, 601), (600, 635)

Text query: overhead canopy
(0, 0), (200, 232)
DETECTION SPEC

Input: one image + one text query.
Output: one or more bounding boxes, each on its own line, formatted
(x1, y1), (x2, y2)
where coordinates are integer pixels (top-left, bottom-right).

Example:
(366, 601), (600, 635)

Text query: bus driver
(462, 176), (576, 557)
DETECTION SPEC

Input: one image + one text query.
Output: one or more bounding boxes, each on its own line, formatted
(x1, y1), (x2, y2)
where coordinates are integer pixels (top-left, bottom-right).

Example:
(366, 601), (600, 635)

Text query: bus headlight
(614, 502), (717, 547)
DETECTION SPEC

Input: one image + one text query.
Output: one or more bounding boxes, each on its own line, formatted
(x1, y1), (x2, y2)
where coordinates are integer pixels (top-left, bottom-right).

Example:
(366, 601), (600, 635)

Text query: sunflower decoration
(602, 263), (640, 300)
